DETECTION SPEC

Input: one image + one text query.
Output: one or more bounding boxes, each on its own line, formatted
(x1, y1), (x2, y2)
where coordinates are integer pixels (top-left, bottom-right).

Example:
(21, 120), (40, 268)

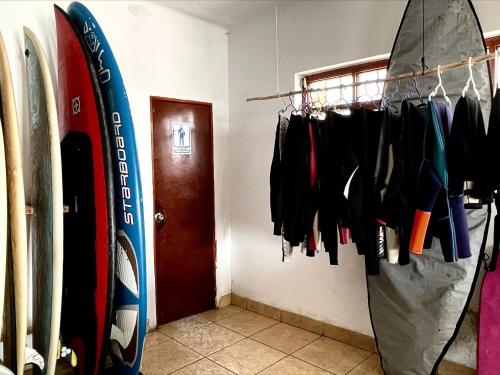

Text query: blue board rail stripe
(67, 2), (147, 374)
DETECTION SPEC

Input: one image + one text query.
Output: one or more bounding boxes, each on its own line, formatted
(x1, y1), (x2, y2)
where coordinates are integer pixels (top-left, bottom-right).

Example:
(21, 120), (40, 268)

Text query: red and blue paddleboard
(55, 5), (116, 375)
(67, 3), (147, 373)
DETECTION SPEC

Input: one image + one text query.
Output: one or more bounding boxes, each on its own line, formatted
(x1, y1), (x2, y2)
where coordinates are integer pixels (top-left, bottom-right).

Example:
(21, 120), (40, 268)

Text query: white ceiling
(154, 1), (277, 28)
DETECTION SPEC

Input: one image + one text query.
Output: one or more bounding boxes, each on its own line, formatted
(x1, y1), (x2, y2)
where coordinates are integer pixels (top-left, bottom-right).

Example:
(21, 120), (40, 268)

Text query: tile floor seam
(344, 353), (375, 375)
(245, 337), (291, 356)
(207, 337), (286, 375)
(250, 325), (321, 356)
(318, 334), (375, 355)
(143, 338), (170, 351)
(248, 320), (281, 336)
(204, 356), (238, 374)
(192, 333), (248, 357)
(238, 305), (375, 354)
(163, 321), (216, 340)
(289, 335), (324, 356)
(213, 318), (280, 338)
(142, 338), (203, 375)
(165, 332), (214, 361)
(290, 336), (363, 374)
(153, 309), (377, 375)
(255, 355), (337, 375)
(253, 354), (288, 374)
(167, 357), (205, 374)
(196, 310), (244, 322)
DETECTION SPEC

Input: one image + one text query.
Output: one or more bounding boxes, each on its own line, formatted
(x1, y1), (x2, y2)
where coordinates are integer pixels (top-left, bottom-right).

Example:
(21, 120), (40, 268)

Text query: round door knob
(155, 212), (165, 224)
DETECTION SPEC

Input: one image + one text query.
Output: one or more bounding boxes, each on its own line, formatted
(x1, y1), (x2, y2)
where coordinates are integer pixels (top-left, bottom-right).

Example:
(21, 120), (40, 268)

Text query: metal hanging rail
(246, 51), (497, 102)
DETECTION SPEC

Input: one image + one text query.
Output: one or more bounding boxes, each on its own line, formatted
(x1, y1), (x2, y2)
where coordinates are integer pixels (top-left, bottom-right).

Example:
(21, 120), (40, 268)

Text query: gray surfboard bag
(370, 0), (492, 374)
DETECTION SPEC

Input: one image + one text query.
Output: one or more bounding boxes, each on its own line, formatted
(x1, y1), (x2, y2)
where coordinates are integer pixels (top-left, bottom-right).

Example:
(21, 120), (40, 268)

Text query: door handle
(155, 212), (165, 224)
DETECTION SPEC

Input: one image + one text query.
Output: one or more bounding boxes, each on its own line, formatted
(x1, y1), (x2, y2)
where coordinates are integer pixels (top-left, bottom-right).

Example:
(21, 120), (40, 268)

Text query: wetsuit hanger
(334, 86), (351, 114)
(279, 92), (296, 117)
(403, 72), (425, 106)
(428, 65), (452, 106)
(461, 56), (481, 100)
(381, 80), (401, 112)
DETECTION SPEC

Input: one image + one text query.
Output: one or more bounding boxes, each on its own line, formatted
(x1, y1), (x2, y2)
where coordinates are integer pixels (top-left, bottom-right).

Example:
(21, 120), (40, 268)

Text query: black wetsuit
(349, 108), (384, 275)
(270, 116), (289, 235)
(447, 95), (489, 201)
(281, 114), (307, 246)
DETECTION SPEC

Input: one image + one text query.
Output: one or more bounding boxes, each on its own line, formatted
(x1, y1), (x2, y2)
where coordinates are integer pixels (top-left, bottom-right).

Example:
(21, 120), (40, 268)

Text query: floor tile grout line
(151, 308), (375, 374)
(158, 314), (348, 371)
(234, 304), (377, 354)
(161, 332), (208, 360)
(213, 318), (281, 338)
(198, 334), (248, 357)
(290, 338), (372, 375)
(143, 336), (171, 351)
(245, 336), (291, 356)
(344, 352), (375, 375)
(289, 336), (339, 373)
(167, 357), (206, 374)
(288, 336), (342, 373)
(254, 354), (336, 375)
(253, 354), (288, 374)
(289, 335), (323, 356)
(196, 310), (244, 323)
(206, 336), (290, 373)
(205, 356), (239, 374)
(250, 331), (320, 356)
(159, 321), (215, 341)
(216, 337), (287, 374)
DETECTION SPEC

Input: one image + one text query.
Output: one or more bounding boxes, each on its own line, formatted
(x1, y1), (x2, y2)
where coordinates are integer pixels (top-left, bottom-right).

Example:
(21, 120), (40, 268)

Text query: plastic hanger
(461, 56), (481, 100)
(428, 65), (452, 106)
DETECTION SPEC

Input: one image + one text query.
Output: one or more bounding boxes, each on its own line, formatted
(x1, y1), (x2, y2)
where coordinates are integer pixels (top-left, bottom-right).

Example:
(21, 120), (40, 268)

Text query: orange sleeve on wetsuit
(409, 210), (432, 255)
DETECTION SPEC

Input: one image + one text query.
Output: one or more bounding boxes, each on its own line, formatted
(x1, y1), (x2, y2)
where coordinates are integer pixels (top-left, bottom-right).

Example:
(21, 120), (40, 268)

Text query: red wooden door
(151, 97), (216, 325)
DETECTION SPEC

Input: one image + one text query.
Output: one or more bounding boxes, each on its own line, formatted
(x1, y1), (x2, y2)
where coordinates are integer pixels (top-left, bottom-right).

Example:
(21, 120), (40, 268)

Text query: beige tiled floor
(141, 305), (385, 374)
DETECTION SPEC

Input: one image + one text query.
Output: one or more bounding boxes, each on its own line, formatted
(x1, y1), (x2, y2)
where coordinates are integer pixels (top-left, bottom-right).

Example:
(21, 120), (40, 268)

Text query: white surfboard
(0, 33), (28, 375)
(0, 115), (6, 347)
(24, 27), (64, 375)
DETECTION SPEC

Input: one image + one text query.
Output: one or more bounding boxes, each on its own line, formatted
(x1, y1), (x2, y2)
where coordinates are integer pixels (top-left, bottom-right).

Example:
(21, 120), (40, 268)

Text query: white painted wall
(0, 0), (231, 330)
(228, 0), (500, 368)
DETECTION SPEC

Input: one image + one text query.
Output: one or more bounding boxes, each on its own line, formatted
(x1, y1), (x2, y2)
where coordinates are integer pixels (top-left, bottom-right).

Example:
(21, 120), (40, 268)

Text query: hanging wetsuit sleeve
(270, 121), (283, 235)
(409, 161), (442, 254)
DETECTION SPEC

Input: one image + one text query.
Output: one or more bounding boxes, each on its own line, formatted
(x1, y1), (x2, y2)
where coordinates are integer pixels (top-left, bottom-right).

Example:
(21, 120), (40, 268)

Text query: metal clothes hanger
(356, 81), (371, 103)
(278, 91), (296, 116)
(403, 72), (424, 105)
(381, 80), (400, 112)
(461, 56), (481, 100)
(428, 65), (452, 106)
(333, 86), (351, 113)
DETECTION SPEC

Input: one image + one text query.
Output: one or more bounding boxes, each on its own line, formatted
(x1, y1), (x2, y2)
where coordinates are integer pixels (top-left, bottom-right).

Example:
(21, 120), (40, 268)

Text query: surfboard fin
(24, 346), (44, 371)
(58, 342), (78, 368)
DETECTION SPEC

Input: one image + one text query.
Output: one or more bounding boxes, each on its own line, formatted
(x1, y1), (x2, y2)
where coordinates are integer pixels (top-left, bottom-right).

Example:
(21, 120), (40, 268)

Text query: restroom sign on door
(172, 122), (192, 154)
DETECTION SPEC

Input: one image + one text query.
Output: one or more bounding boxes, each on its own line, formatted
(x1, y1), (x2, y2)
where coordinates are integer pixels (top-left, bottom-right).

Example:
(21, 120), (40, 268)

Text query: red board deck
(55, 5), (115, 375)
